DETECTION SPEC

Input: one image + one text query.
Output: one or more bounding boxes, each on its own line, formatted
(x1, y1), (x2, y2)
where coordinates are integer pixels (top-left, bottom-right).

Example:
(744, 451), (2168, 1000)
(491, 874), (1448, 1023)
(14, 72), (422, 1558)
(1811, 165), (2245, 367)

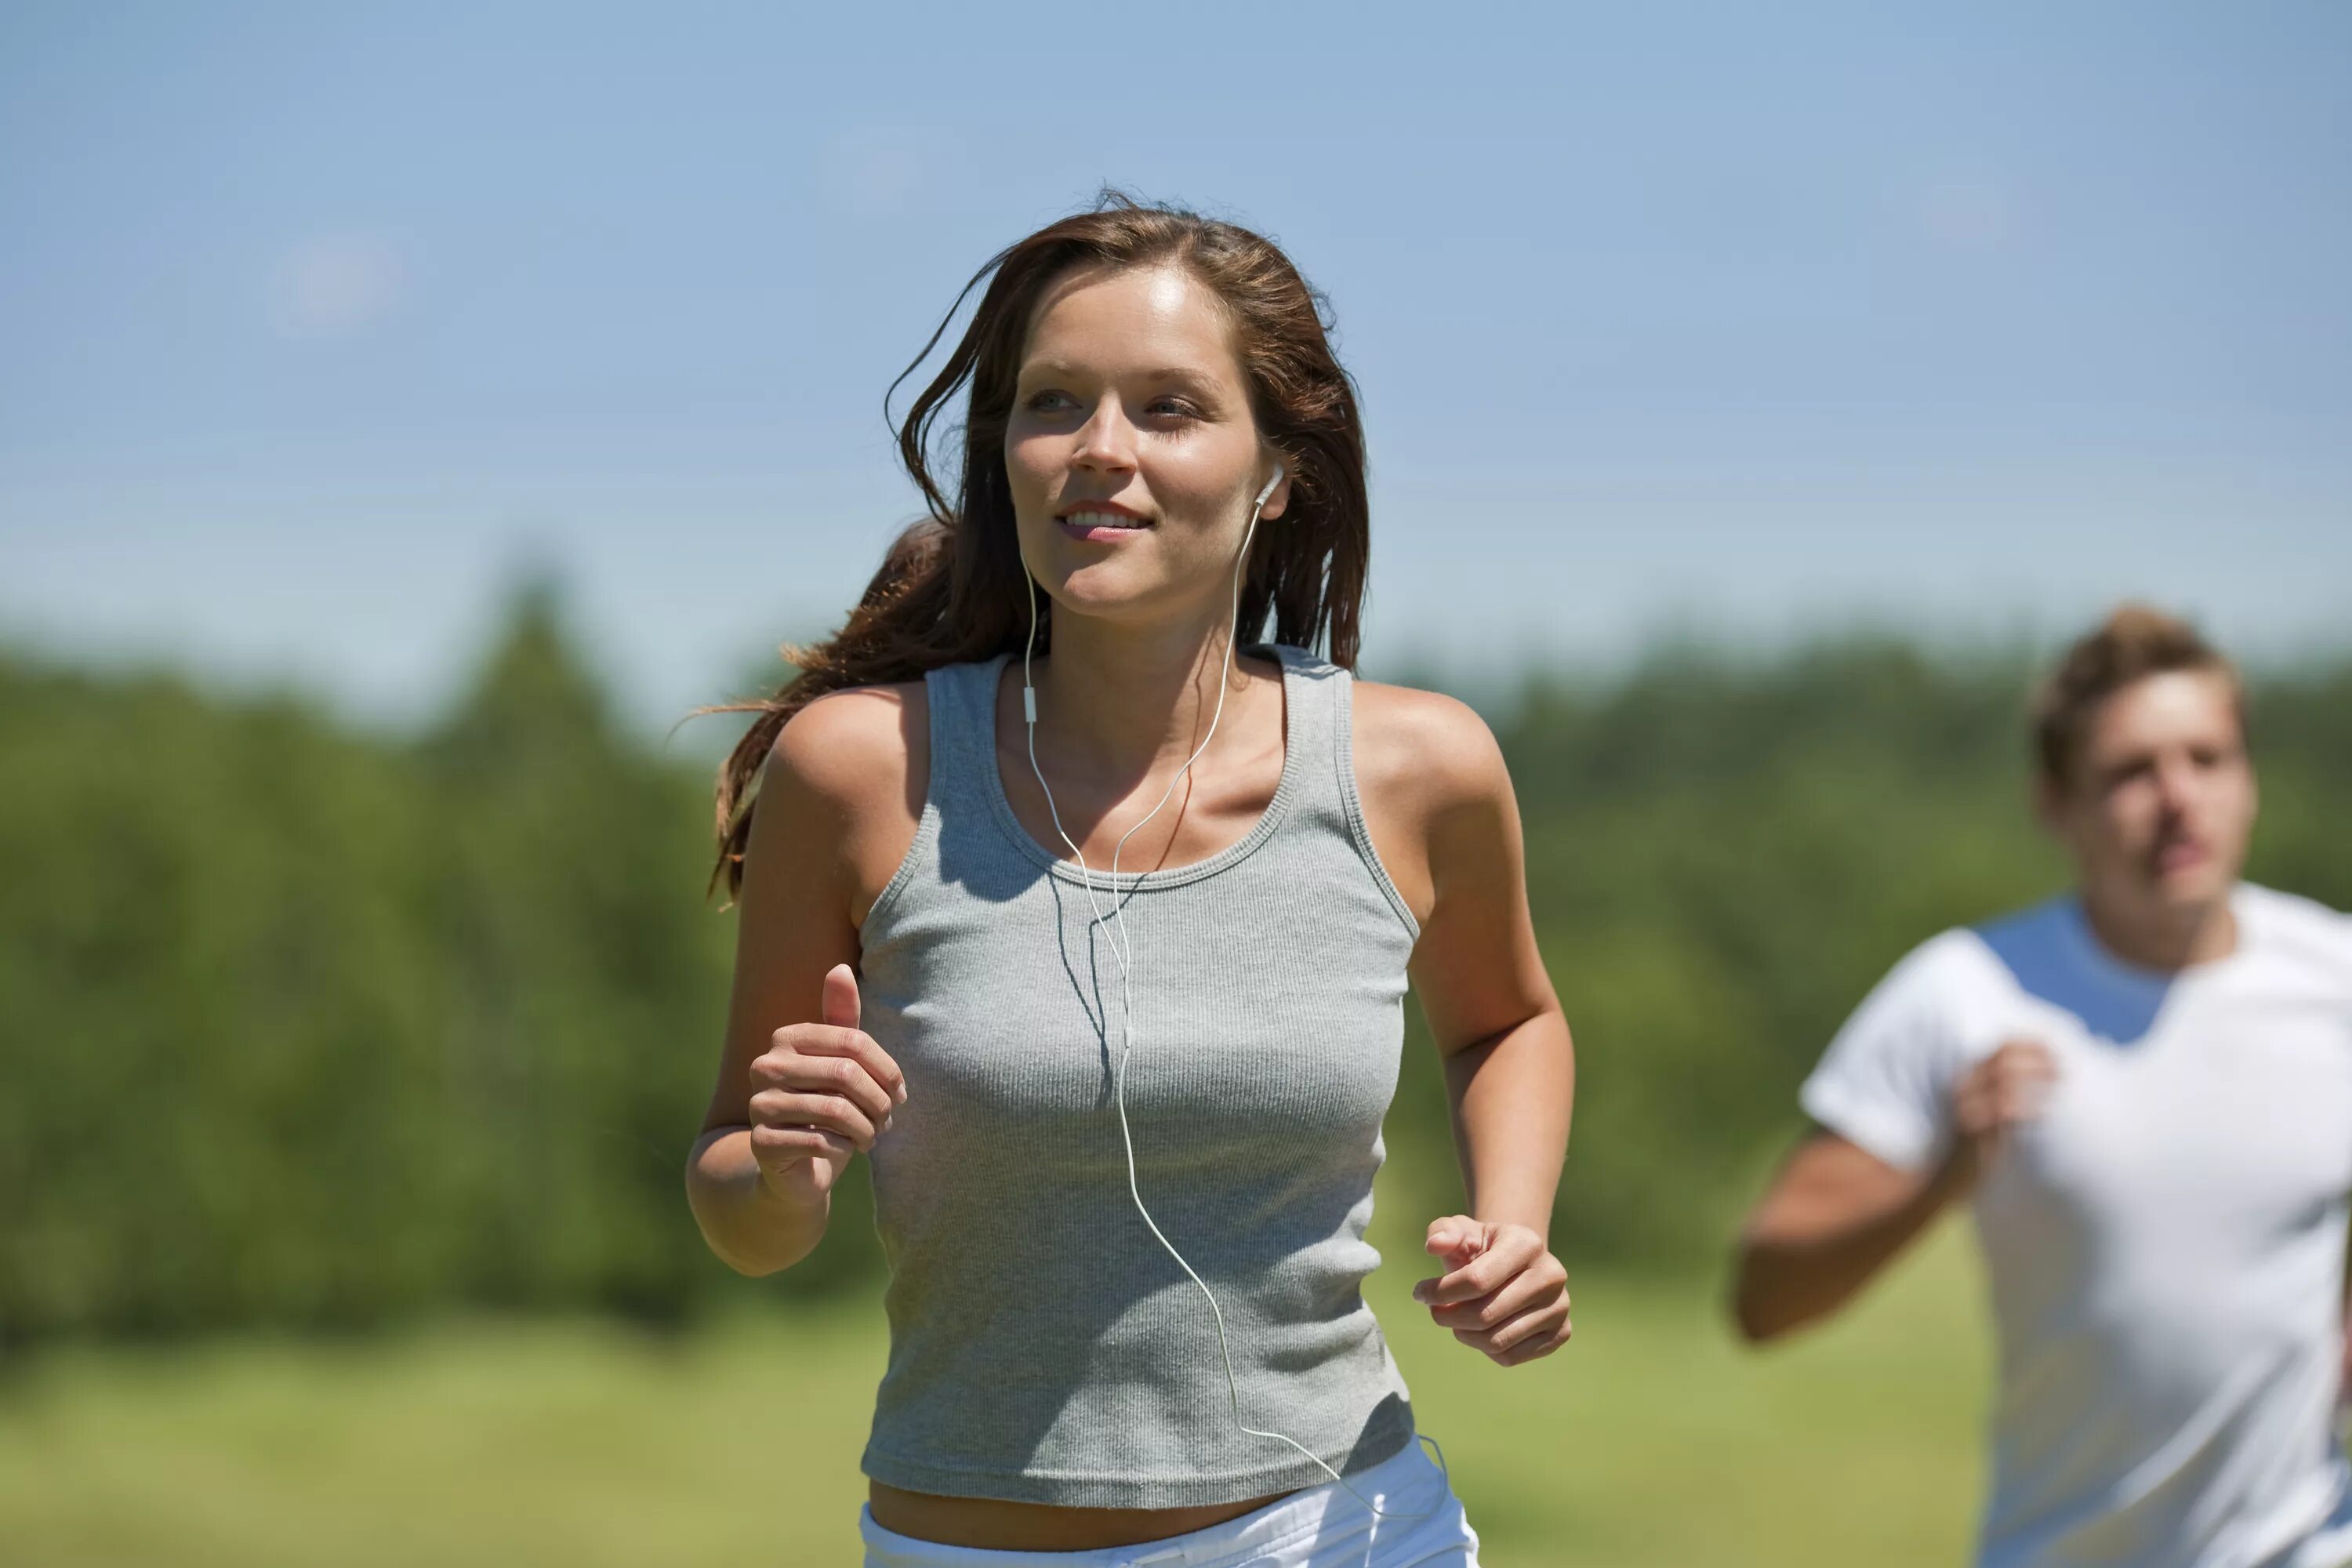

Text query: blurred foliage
(2, 594), (2345, 1343)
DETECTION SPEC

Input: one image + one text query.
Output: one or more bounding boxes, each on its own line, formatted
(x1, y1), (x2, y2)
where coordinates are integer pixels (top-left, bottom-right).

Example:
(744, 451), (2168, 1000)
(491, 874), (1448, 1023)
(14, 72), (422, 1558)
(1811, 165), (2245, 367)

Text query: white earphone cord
(1020, 470), (1447, 1526)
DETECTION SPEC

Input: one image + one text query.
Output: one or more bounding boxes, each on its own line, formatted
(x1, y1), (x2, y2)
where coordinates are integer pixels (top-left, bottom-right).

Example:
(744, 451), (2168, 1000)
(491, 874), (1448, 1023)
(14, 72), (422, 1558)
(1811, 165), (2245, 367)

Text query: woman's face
(1004, 263), (1288, 631)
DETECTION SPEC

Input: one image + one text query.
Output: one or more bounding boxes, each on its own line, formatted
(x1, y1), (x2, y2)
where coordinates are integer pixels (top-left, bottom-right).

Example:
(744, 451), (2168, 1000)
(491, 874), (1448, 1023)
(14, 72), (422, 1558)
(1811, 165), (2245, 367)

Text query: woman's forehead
(1021, 263), (1240, 375)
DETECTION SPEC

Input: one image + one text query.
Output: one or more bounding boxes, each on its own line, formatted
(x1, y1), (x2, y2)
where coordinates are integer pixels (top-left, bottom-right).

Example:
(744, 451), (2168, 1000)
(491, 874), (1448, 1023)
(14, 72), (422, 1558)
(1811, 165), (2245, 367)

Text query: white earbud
(1254, 463), (1284, 513)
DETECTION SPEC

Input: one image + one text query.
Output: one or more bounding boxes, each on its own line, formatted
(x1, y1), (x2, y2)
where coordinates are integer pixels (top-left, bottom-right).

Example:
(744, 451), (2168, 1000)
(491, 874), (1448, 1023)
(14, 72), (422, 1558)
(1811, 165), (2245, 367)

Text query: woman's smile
(1057, 504), (1155, 542)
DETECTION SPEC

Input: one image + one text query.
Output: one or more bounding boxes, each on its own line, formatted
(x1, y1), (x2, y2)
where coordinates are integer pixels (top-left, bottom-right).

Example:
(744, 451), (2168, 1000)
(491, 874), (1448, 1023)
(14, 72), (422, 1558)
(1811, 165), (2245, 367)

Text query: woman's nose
(1070, 396), (1139, 473)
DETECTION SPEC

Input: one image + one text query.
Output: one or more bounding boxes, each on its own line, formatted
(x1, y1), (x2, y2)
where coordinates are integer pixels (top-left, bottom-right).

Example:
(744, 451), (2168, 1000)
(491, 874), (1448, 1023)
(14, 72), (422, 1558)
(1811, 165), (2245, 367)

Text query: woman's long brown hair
(707, 193), (1372, 898)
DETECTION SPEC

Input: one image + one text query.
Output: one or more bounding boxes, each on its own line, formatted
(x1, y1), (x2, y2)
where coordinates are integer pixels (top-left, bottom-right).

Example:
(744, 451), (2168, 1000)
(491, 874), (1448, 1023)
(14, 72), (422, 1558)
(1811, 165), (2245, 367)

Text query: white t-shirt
(1801, 884), (2352, 1568)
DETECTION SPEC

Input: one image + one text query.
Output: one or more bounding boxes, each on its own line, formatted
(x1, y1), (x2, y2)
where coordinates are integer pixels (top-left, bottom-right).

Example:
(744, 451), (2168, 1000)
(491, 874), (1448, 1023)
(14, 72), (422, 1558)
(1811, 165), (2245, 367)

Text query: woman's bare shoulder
(1348, 678), (1510, 818)
(768, 681), (926, 800)
(1345, 678), (1512, 925)
(764, 681), (929, 915)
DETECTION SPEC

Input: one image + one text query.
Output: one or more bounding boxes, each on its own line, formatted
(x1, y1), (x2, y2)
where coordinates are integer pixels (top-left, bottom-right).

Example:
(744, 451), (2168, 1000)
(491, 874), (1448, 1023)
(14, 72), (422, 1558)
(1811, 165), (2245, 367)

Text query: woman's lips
(1057, 509), (1152, 542)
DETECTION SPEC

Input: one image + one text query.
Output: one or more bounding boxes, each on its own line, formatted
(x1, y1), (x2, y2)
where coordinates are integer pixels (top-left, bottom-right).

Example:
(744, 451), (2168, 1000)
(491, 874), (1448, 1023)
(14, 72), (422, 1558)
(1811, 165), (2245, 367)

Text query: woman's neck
(1025, 612), (1261, 783)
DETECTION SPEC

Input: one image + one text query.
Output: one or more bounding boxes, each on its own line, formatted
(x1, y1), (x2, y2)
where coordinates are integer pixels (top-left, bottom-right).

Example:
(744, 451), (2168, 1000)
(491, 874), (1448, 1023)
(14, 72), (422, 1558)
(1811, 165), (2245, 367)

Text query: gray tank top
(852, 643), (1422, 1509)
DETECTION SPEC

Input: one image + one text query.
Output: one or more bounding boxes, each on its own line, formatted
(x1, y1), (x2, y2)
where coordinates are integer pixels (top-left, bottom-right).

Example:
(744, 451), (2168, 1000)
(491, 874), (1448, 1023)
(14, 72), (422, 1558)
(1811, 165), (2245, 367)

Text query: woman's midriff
(867, 1481), (1295, 1550)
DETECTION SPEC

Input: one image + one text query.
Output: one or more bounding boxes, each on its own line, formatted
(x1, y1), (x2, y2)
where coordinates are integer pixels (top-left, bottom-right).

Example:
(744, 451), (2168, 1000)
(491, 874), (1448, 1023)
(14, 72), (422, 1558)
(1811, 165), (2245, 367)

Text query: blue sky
(3, 2), (2347, 729)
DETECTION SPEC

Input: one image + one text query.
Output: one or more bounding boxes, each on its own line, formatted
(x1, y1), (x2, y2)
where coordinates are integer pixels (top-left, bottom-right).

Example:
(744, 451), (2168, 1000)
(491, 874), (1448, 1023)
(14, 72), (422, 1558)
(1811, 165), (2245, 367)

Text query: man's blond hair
(2031, 604), (2244, 784)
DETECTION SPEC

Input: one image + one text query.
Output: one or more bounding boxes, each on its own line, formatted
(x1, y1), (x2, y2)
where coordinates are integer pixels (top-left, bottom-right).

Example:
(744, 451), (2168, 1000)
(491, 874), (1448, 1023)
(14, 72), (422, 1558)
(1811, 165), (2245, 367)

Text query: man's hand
(1946, 1038), (2059, 1192)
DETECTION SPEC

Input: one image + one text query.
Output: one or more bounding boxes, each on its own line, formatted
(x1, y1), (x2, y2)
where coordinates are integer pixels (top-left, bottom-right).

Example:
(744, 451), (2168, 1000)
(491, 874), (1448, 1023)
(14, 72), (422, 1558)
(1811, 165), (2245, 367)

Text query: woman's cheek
(1004, 442), (1058, 505)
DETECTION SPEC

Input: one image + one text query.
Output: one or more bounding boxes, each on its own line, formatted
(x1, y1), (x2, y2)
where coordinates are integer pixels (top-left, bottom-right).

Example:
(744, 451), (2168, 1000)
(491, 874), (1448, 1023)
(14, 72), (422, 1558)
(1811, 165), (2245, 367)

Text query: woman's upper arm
(701, 683), (926, 1134)
(1352, 683), (1559, 1056)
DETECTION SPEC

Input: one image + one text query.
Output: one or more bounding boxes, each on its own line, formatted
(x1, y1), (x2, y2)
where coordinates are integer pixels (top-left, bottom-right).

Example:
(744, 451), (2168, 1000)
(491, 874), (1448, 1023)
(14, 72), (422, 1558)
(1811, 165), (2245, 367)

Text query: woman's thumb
(1425, 1216), (1481, 1261)
(822, 962), (861, 1030)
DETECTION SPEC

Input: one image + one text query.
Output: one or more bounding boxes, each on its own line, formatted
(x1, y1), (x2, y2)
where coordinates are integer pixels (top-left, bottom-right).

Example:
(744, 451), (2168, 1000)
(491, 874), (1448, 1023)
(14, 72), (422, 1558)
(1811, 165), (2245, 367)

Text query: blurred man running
(1733, 604), (2352, 1568)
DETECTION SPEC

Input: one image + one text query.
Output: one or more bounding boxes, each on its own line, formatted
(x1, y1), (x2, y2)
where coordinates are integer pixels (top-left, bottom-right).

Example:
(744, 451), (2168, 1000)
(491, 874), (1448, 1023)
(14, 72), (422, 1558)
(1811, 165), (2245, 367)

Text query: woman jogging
(686, 196), (1573, 1566)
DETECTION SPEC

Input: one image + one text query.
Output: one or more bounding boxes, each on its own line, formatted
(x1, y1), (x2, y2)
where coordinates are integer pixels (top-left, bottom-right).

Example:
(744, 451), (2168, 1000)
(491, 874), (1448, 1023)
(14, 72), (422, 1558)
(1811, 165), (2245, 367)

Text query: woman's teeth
(1065, 510), (1148, 529)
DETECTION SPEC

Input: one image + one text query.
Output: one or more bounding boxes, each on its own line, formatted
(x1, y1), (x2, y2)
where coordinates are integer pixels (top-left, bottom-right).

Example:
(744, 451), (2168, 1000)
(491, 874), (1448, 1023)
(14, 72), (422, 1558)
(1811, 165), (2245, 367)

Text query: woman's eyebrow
(1018, 359), (1222, 387)
(1140, 366), (1221, 391)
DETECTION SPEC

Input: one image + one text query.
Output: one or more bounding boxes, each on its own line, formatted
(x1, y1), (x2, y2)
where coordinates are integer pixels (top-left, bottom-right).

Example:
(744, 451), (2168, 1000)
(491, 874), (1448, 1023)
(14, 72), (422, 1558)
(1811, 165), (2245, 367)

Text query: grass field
(0, 1227), (1992, 1566)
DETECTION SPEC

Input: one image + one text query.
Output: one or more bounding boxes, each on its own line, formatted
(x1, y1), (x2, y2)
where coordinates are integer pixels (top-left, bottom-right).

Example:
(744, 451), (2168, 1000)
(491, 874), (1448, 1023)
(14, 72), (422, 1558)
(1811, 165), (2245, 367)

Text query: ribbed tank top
(851, 643), (1423, 1509)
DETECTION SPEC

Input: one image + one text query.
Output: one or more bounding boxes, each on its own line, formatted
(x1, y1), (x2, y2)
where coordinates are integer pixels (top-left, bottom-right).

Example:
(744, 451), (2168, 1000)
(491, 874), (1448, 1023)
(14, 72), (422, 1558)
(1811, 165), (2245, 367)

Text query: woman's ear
(1258, 460), (1293, 522)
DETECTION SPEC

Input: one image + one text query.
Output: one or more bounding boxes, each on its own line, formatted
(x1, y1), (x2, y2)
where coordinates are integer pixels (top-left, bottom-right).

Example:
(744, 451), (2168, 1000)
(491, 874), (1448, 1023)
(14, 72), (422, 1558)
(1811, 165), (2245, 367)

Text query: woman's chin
(1040, 568), (1169, 622)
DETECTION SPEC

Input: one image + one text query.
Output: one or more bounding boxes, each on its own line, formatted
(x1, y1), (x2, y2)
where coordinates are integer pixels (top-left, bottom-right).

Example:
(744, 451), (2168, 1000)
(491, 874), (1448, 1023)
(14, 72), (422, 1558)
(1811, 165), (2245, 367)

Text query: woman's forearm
(684, 1126), (832, 1277)
(1441, 1007), (1575, 1236)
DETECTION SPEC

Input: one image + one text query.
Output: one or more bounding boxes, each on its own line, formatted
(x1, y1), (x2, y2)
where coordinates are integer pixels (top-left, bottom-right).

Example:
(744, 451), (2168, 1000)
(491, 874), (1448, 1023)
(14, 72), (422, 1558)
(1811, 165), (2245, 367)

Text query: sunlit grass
(0, 1219), (1988, 1566)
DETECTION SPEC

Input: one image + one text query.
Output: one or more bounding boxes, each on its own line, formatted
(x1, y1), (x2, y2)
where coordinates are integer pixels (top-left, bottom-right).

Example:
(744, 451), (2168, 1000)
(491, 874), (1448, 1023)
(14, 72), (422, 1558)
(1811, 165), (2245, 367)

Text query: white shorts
(857, 1438), (1480, 1568)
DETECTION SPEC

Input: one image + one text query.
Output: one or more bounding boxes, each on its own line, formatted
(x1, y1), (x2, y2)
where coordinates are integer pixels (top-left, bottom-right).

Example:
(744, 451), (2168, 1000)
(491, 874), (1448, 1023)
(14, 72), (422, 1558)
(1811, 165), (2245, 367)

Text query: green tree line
(3, 594), (2345, 1344)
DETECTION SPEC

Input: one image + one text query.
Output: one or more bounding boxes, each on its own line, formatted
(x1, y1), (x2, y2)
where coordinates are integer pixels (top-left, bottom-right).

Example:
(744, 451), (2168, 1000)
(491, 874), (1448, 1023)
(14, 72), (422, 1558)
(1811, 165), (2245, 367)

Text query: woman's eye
(1025, 390), (1073, 412)
(1146, 397), (1200, 419)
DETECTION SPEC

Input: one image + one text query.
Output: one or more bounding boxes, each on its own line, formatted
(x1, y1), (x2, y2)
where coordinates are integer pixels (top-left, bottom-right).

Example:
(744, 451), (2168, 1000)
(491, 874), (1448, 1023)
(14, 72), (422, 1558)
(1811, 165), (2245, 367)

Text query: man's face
(2040, 670), (2258, 925)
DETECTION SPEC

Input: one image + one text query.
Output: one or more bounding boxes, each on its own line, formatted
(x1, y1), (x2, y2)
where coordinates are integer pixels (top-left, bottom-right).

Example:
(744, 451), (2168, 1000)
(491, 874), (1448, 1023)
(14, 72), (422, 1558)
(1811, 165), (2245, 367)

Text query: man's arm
(1731, 1040), (2054, 1343)
(1731, 1131), (1972, 1341)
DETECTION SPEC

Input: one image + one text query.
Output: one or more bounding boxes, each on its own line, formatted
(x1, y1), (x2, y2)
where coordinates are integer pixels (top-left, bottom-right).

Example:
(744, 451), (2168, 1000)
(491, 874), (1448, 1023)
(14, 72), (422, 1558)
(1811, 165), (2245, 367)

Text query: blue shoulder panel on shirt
(1973, 898), (2174, 1048)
